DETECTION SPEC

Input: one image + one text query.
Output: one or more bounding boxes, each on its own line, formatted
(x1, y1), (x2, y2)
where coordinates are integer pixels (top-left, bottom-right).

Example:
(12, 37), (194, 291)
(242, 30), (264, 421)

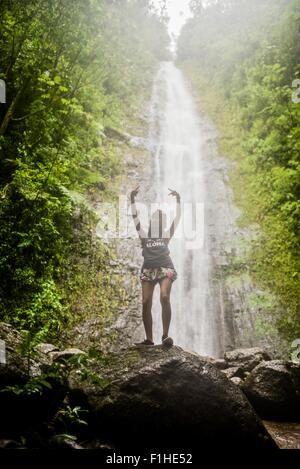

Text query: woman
(130, 185), (181, 346)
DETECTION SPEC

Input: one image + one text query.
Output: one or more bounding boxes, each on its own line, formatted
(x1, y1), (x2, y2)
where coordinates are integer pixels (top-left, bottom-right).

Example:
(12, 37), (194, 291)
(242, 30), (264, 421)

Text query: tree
(0, 0), (169, 339)
(177, 0), (300, 345)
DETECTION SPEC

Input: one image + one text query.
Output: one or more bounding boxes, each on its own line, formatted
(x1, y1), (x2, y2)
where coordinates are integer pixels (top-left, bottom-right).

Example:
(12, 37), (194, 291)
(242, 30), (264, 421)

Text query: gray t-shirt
(141, 237), (174, 270)
(130, 198), (180, 271)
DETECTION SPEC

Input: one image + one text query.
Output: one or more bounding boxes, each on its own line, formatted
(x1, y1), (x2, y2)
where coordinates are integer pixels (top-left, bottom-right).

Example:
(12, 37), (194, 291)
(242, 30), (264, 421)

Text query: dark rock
(212, 358), (227, 370)
(0, 322), (41, 386)
(68, 345), (275, 449)
(221, 366), (244, 379)
(0, 439), (23, 448)
(83, 439), (115, 449)
(0, 322), (67, 436)
(35, 343), (59, 355)
(34, 345), (60, 370)
(0, 378), (67, 437)
(231, 377), (243, 386)
(224, 347), (272, 375)
(242, 360), (300, 421)
(48, 435), (83, 449)
(263, 421), (300, 449)
(50, 348), (86, 363)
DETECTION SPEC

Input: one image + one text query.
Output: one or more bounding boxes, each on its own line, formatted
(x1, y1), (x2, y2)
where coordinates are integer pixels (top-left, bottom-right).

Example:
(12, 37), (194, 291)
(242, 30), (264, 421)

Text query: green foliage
(55, 405), (88, 429)
(2, 376), (52, 396)
(0, 1), (169, 341)
(1, 361), (64, 396)
(67, 348), (112, 388)
(177, 0), (300, 343)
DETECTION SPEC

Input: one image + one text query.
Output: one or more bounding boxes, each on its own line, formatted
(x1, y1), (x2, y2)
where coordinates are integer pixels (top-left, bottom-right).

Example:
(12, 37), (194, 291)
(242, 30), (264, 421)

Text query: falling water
(147, 62), (236, 358)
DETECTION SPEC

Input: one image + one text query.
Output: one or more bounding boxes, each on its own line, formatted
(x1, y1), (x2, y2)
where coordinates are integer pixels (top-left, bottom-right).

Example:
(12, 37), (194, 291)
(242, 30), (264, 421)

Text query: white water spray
(148, 62), (228, 357)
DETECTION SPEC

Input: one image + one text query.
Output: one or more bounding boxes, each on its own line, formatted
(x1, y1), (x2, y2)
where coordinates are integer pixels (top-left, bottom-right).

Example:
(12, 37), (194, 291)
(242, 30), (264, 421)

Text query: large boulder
(68, 345), (276, 449)
(263, 421), (300, 449)
(224, 347), (272, 377)
(242, 360), (300, 421)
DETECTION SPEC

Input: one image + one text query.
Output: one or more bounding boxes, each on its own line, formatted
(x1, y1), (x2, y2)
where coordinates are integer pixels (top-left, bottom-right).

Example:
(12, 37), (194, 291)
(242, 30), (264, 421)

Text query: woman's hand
(130, 184), (140, 201)
(168, 188), (180, 202)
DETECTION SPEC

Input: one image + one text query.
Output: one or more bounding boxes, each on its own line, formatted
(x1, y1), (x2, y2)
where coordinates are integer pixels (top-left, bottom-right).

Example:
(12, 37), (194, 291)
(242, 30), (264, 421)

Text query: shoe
(134, 339), (154, 346)
(162, 335), (173, 347)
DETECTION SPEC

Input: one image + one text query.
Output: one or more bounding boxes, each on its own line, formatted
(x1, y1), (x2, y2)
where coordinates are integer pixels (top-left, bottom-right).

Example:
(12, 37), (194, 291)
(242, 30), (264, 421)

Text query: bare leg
(142, 281), (155, 342)
(159, 277), (172, 337)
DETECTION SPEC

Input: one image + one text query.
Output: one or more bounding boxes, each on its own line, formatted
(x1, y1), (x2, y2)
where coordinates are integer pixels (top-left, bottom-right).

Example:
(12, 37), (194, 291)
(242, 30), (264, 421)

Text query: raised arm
(165, 189), (181, 241)
(130, 185), (147, 240)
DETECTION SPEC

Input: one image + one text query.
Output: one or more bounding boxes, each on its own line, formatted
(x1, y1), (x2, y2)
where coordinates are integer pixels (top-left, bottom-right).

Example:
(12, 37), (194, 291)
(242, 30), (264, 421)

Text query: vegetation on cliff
(0, 0), (169, 343)
(177, 0), (300, 344)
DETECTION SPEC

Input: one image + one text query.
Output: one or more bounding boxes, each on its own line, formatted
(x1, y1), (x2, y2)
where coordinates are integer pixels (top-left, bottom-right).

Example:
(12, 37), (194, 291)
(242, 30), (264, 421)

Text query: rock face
(242, 360), (300, 421)
(68, 345), (275, 449)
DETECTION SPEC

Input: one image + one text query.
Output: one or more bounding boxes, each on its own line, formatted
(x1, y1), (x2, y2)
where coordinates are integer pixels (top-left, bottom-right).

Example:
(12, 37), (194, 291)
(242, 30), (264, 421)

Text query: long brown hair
(147, 209), (167, 238)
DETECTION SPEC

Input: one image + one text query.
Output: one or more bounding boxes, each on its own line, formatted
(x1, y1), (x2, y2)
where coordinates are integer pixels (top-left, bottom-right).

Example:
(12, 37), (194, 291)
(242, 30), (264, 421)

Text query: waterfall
(147, 61), (232, 358)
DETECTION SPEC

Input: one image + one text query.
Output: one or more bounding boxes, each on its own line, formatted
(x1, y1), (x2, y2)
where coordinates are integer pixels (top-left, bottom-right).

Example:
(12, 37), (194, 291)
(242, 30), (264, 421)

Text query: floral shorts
(140, 267), (177, 284)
